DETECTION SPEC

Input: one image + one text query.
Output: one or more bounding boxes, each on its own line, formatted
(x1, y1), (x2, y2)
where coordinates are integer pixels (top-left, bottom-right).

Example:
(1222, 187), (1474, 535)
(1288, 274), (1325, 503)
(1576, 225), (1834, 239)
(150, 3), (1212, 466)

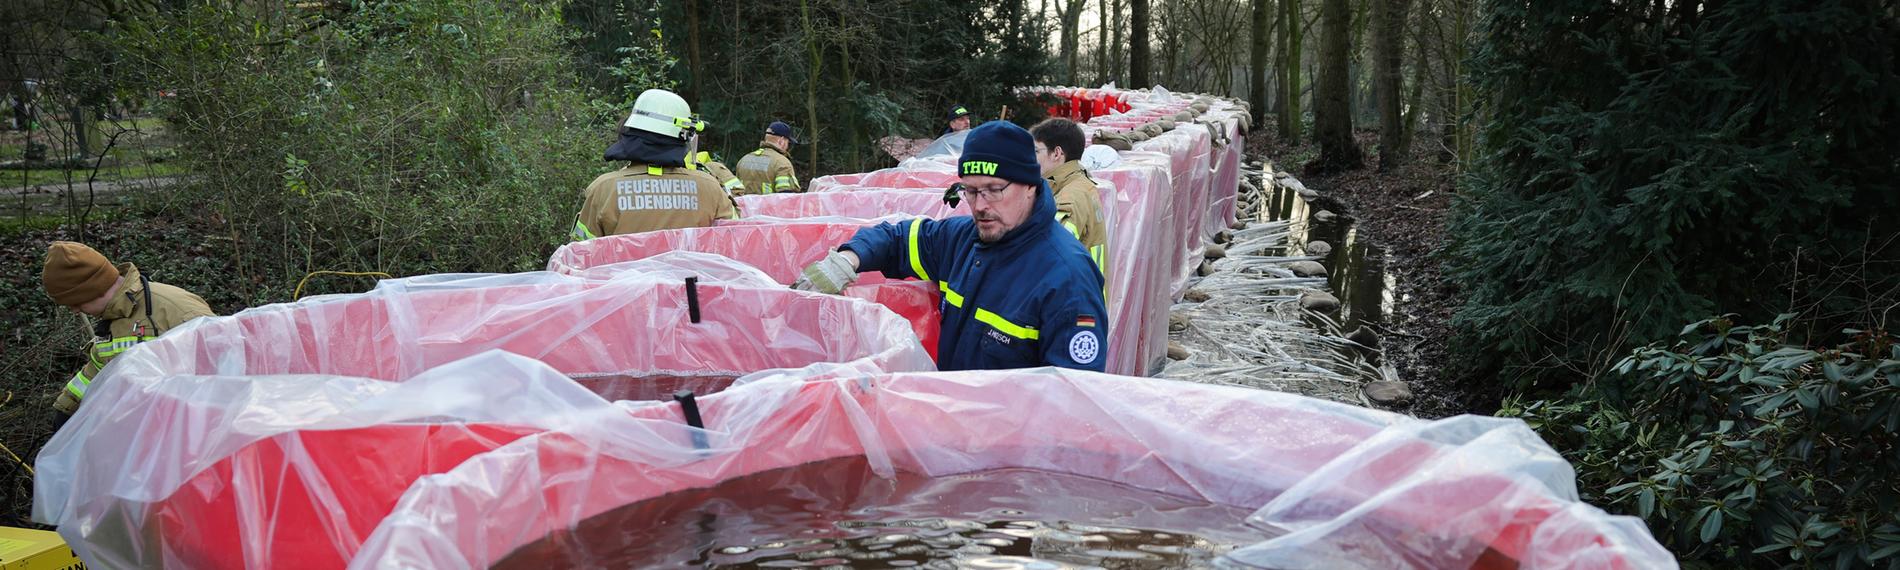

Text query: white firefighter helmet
(622, 89), (703, 139)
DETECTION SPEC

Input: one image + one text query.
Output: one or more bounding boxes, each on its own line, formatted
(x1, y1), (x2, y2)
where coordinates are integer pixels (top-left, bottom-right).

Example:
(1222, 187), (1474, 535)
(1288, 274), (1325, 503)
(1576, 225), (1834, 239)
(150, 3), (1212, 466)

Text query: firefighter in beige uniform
(1031, 118), (1109, 274)
(695, 151), (744, 195)
(732, 121), (801, 196)
(573, 89), (738, 240)
(43, 241), (215, 421)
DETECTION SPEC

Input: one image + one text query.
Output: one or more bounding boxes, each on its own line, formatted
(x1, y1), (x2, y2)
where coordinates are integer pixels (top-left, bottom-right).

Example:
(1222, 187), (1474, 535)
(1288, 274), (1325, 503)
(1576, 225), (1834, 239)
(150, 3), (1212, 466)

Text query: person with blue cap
(733, 121), (801, 195)
(943, 103), (973, 136)
(793, 121), (1109, 372)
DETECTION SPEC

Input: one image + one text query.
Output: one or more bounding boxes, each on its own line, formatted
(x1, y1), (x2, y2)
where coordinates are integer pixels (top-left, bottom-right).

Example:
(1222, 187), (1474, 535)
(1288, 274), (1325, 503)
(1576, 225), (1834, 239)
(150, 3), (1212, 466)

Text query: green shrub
(1503, 315), (1900, 567)
(105, 1), (619, 297)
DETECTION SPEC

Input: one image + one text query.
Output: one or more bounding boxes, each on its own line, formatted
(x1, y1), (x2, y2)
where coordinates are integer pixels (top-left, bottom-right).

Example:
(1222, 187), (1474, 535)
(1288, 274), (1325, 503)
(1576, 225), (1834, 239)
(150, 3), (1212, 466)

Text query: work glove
(792, 250), (859, 294)
(942, 182), (965, 208)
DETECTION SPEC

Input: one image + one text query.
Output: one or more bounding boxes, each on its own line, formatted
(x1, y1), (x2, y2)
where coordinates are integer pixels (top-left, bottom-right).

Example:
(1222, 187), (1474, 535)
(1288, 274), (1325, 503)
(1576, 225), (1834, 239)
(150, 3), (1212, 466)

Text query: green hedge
(107, 1), (617, 296)
(1504, 315), (1899, 567)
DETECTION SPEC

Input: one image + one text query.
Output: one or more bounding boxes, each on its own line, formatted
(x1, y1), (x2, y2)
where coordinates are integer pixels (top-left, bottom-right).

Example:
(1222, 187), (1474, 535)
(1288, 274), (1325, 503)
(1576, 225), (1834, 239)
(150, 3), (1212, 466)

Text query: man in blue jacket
(793, 121), (1108, 371)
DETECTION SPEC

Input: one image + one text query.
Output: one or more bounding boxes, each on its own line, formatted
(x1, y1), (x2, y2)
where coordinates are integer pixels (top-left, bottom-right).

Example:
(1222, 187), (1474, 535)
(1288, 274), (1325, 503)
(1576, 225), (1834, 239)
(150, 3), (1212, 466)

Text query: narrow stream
(1160, 162), (1401, 405)
(1264, 177), (1398, 367)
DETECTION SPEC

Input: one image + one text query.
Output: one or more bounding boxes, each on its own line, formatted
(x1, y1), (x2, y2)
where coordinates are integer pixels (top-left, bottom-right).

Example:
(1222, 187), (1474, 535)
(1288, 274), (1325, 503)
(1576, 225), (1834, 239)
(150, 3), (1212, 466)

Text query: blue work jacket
(843, 181), (1108, 371)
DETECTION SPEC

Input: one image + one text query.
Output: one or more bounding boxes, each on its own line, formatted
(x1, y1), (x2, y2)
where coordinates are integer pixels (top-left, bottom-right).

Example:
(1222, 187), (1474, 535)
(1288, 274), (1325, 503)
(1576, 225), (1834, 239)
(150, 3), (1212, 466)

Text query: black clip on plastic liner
(685, 276), (701, 324)
(673, 390), (709, 450)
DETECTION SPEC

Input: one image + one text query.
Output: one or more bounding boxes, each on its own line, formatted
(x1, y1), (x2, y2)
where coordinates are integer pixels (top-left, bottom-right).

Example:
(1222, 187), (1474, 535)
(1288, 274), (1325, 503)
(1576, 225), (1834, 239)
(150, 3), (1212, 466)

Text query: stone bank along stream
(1160, 157), (1408, 409)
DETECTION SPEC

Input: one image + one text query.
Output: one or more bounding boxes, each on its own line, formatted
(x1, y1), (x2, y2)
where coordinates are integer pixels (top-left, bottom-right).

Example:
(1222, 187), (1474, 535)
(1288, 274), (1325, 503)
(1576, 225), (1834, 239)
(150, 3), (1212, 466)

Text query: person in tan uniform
(694, 150), (744, 195)
(572, 89), (738, 240)
(732, 121), (801, 196)
(42, 241), (215, 420)
(1031, 118), (1109, 274)
(693, 150), (745, 217)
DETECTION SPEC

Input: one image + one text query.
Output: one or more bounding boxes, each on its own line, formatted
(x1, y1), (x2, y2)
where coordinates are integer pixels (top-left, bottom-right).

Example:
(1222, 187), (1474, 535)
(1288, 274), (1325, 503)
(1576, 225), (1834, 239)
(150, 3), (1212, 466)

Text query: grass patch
(0, 160), (188, 189)
(1, 117), (182, 189)
(0, 214), (66, 234)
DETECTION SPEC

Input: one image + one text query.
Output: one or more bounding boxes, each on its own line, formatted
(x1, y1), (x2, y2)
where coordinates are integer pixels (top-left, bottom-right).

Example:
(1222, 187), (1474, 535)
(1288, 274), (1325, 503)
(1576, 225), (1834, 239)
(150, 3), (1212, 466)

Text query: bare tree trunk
(1098, 0), (1110, 83)
(841, 14), (858, 172)
(1164, 1), (1179, 84)
(728, 0), (741, 102)
(1403, 2), (1426, 148)
(1279, 0), (1303, 144)
(686, 0), (704, 100)
(1374, 0), (1409, 170)
(1111, 0), (1124, 85)
(801, 0), (822, 177)
(1059, 0), (1085, 85)
(1130, 0), (1149, 87)
(1250, 0), (1271, 123)
(1268, 0), (1284, 117)
(1312, 0), (1362, 172)
(1451, 0), (1473, 170)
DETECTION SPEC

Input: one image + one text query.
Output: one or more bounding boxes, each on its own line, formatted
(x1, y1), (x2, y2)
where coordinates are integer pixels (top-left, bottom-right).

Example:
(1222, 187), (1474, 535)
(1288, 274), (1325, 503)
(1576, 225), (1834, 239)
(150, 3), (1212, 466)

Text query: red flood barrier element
(550, 223), (945, 361)
(350, 368), (1676, 569)
(32, 254), (935, 569)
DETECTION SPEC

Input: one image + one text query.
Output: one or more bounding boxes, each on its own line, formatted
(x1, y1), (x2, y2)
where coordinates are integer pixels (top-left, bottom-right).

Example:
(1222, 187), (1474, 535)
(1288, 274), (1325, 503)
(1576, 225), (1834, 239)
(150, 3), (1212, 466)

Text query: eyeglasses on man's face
(958, 183), (1015, 203)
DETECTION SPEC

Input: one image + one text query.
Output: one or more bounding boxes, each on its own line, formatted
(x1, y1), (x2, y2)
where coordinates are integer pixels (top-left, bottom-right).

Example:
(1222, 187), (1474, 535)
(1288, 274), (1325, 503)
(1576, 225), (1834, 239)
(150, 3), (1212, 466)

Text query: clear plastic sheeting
(914, 128), (971, 160)
(31, 257), (936, 569)
(812, 159), (958, 191)
(349, 368), (1674, 569)
(737, 189), (964, 220)
(549, 224), (945, 360)
(1202, 103), (1246, 235)
(805, 172), (865, 192)
(1133, 122), (1217, 299)
(1161, 220), (1372, 402)
(551, 223), (895, 285)
(1088, 154), (1178, 375)
(531, 249), (777, 285)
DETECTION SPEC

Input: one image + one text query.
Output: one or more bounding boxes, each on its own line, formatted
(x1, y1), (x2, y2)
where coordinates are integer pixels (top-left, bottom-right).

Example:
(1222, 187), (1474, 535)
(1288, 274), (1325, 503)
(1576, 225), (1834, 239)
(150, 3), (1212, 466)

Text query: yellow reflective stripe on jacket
(938, 282), (963, 307)
(66, 370), (89, 398)
(571, 218), (596, 241)
(759, 183), (774, 195)
(773, 176), (795, 190)
(93, 335), (157, 359)
(647, 166), (665, 175)
(1055, 211), (1083, 245)
(1091, 244), (1108, 304)
(975, 309), (1039, 340)
(1055, 210), (1105, 276)
(723, 178), (744, 190)
(937, 282), (1039, 340)
(907, 218), (931, 281)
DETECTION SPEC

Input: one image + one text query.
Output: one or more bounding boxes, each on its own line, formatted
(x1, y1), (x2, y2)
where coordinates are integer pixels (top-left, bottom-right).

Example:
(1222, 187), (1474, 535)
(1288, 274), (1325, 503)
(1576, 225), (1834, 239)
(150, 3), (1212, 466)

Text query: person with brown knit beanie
(42, 241), (216, 422)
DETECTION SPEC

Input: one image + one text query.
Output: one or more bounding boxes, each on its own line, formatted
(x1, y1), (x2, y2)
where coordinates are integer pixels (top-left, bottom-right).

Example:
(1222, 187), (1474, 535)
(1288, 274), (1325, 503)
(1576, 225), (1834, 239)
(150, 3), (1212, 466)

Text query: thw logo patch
(961, 161), (1000, 176)
(1069, 331), (1100, 364)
